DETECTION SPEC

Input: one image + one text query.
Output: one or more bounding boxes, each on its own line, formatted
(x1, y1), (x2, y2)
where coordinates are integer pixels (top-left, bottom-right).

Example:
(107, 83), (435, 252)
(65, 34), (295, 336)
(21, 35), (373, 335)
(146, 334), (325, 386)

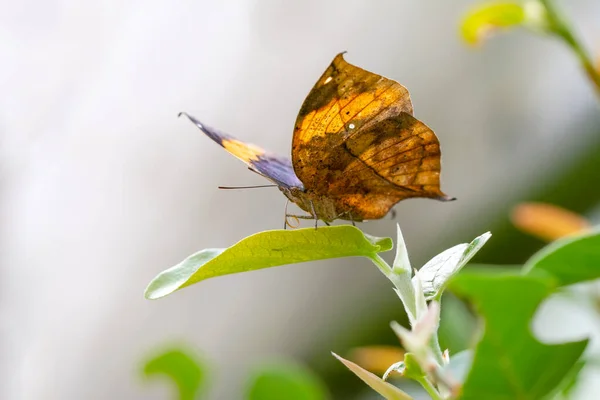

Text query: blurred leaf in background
(525, 228), (600, 285)
(461, 2), (528, 45)
(346, 346), (406, 375)
(511, 202), (591, 242)
(461, 0), (600, 93)
(142, 347), (207, 400)
(451, 271), (587, 399)
(450, 229), (600, 399)
(246, 361), (330, 400)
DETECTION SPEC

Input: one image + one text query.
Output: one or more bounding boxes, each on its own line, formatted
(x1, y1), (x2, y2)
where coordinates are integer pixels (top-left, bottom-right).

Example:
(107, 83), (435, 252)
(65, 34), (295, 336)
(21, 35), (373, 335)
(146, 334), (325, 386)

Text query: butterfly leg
(285, 214), (315, 229)
(335, 211), (356, 226)
(309, 200), (318, 230)
(287, 215), (315, 219)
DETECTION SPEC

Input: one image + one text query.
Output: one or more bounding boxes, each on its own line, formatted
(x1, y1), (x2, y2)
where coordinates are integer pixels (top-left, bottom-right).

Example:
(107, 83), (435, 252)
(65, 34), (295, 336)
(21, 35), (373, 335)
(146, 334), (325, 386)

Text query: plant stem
(371, 253), (446, 362)
(540, 0), (600, 96)
(429, 331), (445, 366)
(371, 254), (417, 323)
(370, 253), (394, 276)
(370, 254), (453, 398)
(415, 376), (443, 400)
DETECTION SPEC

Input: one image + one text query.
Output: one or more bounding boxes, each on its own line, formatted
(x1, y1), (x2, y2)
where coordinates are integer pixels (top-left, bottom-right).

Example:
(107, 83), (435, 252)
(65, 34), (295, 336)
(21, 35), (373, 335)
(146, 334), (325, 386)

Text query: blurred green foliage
(143, 348), (330, 400)
(246, 362), (330, 400)
(142, 348), (206, 400)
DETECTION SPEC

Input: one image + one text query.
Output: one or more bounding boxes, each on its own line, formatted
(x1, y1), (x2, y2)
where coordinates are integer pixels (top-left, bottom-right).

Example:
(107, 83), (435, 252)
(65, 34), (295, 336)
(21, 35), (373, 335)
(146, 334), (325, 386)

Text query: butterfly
(180, 53), (454, 225)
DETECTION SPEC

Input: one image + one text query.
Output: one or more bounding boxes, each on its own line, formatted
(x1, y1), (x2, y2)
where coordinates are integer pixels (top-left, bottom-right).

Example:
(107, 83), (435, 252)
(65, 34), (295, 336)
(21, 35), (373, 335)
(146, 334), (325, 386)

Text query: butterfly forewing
(180, 113), (303, 189)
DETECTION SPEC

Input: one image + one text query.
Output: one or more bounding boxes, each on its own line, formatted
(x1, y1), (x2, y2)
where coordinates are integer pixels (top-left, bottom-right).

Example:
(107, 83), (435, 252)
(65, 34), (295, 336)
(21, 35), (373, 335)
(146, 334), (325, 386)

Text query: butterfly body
(181, 53), (453, 224)
(280, 187), (343, 222)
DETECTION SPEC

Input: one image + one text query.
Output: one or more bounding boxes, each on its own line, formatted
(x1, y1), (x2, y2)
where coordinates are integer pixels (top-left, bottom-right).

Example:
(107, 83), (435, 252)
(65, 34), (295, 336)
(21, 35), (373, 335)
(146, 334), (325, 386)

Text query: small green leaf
(393, 224), (411, 274)
(382, 361), (404, 381)
(332, 352), (413, 400)
(461, 2), (526, 45)
(246, 361), (329, 400)
(142, 347), (206, 400)
(449, 271), (587, 400)
(418, 232), (491, 300)
(401, 353), (425, 381)
(382, 354), (425, 385)
(145, 226), (392, 299)
(525, 228), (600, 286)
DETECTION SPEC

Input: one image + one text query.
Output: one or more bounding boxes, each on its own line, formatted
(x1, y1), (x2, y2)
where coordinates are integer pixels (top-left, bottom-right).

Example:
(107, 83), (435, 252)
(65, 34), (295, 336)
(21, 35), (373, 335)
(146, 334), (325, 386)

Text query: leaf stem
(371, 254), (417, 323)
(540, 0), (600, 95)
(414, 376), (443, 400)
(429, 331), (445, 367)
(370, 253), (394, 276)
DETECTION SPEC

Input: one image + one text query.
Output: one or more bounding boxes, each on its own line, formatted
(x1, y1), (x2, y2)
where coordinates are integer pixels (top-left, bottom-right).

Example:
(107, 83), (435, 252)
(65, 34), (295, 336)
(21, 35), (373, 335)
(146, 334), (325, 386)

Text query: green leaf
(382, 361), (404, 381)
(392, 224), (412, 274)
(438, 294), (477, 353)
(382, 355), (426, 395)
(142, 347), (206, 400)
(145, 226), (392, 299)
(553, 360), (585, 400)
(246, 361), (329, 400)
(332, 352), (413, 400)
(418, 232), (491, 300)
(449, 271), (587, 400)
(401, 353), (425, 381)
(401, 353), (443, 400)
(525, 229), (600, 286)
(460, 2), (526, 45)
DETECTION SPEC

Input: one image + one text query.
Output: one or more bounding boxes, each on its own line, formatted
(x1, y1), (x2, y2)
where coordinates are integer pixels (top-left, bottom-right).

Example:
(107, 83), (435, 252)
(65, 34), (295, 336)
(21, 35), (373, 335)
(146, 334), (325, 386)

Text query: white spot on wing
(324, 76), (333, 84)
(349, 123), (355, 129)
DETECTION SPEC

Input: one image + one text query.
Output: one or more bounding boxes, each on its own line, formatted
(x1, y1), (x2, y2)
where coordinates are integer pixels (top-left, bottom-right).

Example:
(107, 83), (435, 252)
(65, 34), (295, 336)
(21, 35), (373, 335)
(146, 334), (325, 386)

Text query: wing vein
(344, 82), (397, 139)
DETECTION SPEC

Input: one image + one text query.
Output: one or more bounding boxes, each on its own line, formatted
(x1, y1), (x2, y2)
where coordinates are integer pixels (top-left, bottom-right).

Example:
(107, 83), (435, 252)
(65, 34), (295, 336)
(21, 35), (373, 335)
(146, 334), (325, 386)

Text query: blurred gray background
(1, 0), (600, 398)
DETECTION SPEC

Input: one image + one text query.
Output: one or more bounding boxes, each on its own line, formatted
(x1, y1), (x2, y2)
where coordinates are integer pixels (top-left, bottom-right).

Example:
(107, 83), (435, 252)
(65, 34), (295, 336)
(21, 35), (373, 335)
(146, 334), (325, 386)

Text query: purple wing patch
(179, 112), (304, 190)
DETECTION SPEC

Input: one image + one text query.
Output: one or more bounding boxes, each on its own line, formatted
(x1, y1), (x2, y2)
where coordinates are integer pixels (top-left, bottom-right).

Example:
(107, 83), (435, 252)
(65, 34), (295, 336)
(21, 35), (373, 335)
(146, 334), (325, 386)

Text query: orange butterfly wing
(291, 53), (453, 220)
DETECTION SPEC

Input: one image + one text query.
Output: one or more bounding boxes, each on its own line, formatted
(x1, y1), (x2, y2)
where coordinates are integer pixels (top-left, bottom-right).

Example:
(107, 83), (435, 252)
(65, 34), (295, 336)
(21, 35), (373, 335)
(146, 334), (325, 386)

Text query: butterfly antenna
(218, 184), (278, 190)
(283, 200), (290, 229)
